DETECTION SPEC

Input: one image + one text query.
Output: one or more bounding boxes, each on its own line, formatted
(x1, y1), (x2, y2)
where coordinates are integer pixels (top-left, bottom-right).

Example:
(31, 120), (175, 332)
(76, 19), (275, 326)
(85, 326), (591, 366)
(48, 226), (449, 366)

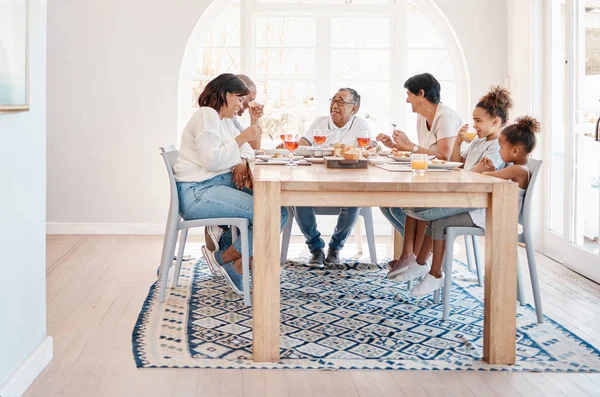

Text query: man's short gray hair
(338, 87), (361, 109)
(237, 74), (256, 91)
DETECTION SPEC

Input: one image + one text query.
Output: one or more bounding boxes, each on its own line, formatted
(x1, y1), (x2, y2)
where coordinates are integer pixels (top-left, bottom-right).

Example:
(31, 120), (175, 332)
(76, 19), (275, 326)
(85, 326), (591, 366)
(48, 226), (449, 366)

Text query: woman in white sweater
(174, 73), (289, 294)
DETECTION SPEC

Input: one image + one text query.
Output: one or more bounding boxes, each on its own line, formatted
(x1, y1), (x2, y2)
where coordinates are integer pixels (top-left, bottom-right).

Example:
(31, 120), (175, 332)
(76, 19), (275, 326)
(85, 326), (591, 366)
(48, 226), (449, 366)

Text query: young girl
(388, 86), (513, 280)
(403, 116), (540, 297)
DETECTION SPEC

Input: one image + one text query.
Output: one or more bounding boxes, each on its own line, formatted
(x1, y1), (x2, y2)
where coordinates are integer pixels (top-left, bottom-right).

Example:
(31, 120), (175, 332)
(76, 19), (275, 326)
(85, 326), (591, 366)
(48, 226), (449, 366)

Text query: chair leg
(442, 233), (456, 321)
(362, 211), (378, 265)
(433, 289), (441, 304)
(280, 208), (294, 264)
(354, 221), (364, 256)
(172, 229), (188, 288)
(464, 235), (475, 272)
(407, 280), (413, 291)
(524, 235), (544, 323)
(232, 225), (238, 242)
(472, 236), (484, 287)
(158, 227), (178, 303)
(516, 253), (526, 306)
(240, 225), (251, 307)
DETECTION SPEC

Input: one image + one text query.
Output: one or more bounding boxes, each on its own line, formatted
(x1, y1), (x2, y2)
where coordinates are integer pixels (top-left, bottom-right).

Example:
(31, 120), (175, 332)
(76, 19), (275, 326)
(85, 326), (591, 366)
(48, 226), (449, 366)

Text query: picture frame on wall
(0, 0), (29, 112)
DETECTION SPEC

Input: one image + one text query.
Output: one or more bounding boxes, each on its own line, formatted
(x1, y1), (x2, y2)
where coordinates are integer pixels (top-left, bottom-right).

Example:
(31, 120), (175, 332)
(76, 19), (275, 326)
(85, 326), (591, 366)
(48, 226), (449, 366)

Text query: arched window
(178, 0), (470, 146)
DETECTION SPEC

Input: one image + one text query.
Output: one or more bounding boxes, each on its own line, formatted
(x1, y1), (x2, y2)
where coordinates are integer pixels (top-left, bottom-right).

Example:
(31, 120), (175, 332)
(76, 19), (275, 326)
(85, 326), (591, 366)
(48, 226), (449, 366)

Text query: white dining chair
(280, 206), (378, 265)
(158, 146), (251, 306)
(436, 159), (544, 323)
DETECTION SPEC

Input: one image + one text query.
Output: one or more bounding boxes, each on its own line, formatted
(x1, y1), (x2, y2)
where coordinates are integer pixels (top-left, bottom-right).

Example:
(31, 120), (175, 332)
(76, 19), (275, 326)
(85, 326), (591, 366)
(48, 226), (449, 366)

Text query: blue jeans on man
(294, 206), (360, 266)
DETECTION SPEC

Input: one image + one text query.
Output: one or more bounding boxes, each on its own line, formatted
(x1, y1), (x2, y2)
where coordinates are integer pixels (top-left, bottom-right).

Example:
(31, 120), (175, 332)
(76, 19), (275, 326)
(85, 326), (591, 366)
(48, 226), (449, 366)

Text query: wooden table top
(253, 163), (510, 193)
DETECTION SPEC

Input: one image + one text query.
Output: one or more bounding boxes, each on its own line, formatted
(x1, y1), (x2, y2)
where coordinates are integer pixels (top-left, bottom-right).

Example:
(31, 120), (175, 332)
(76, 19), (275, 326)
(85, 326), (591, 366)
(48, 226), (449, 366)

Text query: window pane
(407, 2), (445, 48)
(198, 2), (240, 46)
(439, 81), (457, 111)
(331, 17), (390, 48)
(255, 0), (390, 3)
(256, 80), (315, 111)
(331, 81), (390, 115)
(193, 48), (240, 78)
(256, 49), (315, 78)
(256, 17), (316, 47)
(191, 80), (210, 108)
(260, 112), (317, 139)
(331, 50), (389, 80)
(407, 49), (454, 81)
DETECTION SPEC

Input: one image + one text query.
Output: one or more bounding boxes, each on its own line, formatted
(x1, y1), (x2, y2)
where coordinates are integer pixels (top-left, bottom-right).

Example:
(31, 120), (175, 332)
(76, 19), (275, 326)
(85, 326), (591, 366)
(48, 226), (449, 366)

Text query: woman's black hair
(198, 73), (250, 110)
(403, 73), (441, 104)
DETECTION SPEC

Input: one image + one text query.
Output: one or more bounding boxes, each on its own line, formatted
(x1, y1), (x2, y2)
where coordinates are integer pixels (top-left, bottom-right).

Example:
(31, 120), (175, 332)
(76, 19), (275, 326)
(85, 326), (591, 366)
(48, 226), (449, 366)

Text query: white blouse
(174, 107), (254, 183)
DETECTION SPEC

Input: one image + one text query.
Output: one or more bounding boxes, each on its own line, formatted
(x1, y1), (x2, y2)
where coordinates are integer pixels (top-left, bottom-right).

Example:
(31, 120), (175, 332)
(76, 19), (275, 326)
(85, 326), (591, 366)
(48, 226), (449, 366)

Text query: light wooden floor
(24, 234), (600, 397)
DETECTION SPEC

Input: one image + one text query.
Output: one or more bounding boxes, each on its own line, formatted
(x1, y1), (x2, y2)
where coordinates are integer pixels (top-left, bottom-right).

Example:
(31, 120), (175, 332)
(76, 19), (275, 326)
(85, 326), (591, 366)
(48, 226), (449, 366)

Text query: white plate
(388, 154), (436, 162)
(256, 154), (303, 162)
(263, 148), (290, 155)
(428, 161), (463, 169)
(368, 156), (391, 165)
(305, 157), (325, 164)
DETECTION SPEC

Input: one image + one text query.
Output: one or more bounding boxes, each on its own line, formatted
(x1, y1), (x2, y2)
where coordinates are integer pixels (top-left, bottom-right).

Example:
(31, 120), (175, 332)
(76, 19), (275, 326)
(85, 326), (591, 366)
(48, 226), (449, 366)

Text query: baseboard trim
(0, 336), (53, 397)
(46, 222), (168, 235)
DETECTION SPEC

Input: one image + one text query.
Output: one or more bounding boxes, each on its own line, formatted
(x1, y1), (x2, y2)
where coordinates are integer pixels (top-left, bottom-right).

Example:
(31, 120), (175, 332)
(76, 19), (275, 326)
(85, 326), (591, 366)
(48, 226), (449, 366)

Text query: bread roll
(341, 147), (360, 161)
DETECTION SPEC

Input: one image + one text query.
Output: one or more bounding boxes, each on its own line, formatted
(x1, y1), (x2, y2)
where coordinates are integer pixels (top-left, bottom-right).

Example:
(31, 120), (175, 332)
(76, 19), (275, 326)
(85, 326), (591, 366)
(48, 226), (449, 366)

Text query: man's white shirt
(303, 116), (374, 147)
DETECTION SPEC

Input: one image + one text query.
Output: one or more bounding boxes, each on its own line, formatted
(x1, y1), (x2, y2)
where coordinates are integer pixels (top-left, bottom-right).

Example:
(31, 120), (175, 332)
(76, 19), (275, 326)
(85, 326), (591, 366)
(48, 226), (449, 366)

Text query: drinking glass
(284, 133), (300, 167)
(357, 130), (371, 148)
(313, 129), (327, 147)
(465, 130), (477, 143)
(411, 153), (428, 175)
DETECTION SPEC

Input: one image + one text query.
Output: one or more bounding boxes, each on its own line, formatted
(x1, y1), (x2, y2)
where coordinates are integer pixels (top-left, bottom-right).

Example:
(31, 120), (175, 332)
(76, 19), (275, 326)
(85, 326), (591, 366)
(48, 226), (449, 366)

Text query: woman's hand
(475, 156), (496, 173)
(376, 133), (394, 149)
(391, 129), (414, 151)
(455, 124), (469, 145)
(241, 125), (262, 143)
(233, 161), (252, 189)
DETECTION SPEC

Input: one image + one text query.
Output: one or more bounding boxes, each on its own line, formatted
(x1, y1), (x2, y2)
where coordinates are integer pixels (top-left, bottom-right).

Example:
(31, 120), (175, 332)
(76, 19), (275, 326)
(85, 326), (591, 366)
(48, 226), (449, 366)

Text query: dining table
(251, 160), (519, 365)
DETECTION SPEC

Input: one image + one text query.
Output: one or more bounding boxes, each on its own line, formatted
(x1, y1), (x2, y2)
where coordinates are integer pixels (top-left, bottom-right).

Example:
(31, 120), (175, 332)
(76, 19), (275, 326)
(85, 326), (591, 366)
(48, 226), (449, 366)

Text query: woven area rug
(132, 258), (600, 372)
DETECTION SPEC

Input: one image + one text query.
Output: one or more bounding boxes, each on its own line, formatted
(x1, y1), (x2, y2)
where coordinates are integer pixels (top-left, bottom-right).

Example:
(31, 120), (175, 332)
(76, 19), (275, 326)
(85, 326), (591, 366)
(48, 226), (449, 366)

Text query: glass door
(545, 0), (600, 282)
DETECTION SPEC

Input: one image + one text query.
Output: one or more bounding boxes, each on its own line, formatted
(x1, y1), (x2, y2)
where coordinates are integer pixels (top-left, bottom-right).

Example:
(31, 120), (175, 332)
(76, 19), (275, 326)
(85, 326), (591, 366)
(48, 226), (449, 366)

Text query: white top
(174, 107), (254, 183)
(461, 137), (503, 171)
(416, 103), (461, 151)
(303, 116), (373, 146)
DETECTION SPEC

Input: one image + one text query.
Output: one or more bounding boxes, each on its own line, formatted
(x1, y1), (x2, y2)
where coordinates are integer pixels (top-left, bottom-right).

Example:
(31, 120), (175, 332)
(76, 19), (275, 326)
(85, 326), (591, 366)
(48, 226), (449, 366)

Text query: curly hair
(198, 73), (250, 111)
(476, 86), (513, 125)
(501, 116), (541, 153)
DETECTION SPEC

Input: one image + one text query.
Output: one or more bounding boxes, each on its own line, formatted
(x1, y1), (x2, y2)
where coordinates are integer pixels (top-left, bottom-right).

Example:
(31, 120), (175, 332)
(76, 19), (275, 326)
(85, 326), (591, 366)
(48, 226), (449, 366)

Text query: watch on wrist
(411, 144), (419, 153)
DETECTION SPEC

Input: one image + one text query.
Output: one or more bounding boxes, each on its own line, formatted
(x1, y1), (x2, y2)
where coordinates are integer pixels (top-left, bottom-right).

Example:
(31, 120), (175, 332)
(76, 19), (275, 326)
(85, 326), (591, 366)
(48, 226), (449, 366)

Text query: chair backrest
(521, 158), (543, 228)
(160, 145), (180, 226)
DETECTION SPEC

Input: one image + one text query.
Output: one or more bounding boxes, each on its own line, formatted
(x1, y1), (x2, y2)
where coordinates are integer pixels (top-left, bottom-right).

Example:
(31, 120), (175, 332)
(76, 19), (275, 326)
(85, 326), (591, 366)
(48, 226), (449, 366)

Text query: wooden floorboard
(20, 234), (600, 397)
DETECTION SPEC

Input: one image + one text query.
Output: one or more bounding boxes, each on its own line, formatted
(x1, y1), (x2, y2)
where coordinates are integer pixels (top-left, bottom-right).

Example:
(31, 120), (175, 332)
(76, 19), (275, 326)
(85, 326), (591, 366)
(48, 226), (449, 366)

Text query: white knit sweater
(174, 107), (255, 183)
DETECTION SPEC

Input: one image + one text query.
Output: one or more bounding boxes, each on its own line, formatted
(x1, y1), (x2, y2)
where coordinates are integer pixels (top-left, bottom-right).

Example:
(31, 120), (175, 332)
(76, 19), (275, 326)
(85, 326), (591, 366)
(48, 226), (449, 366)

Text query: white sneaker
(201, 245), (222, 277)
(205, 225), (224, 252)
(410, 273), (444, 297)
(393, 260), (431, 282)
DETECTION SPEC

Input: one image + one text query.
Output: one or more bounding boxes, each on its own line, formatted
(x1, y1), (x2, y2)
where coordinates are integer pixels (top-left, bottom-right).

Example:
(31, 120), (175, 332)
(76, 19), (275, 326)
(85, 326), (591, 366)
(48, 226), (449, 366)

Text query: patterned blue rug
(132, 258), (600, 372)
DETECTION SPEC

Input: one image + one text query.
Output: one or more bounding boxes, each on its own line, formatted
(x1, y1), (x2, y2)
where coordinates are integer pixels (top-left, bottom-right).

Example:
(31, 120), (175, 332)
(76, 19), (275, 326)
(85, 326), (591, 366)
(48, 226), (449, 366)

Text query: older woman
(174, 73), (289, 294)
(376, 73), (461, 276)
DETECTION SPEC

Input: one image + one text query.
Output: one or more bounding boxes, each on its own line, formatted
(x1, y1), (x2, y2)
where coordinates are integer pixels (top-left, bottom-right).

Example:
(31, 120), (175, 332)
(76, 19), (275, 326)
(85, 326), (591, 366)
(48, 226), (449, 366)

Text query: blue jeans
(380, 207), (407, 236)
(177, 173), (289, 256)
(294, 207), (360, 252)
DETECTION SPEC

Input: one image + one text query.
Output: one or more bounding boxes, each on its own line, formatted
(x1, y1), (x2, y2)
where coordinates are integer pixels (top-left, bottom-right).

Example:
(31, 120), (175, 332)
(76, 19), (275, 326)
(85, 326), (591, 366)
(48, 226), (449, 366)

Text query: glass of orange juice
(465, 130), (477, 143)
(411, 153), (428, 175)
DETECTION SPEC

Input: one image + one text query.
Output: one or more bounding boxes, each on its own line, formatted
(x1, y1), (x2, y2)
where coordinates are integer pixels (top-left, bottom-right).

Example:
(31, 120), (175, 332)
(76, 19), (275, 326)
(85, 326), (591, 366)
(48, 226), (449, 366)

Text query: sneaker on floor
(204, 225), (223, 252)
(325, 247), (341, 265)
(393, 260), (431, 282)
(386, 259), (397, 271)
(201, 245), (222, 276)
(387, 254), (416, 279)
(218, 262), (243, 295)
(410, 273), (444, 297)
(308, 249), (325, 269)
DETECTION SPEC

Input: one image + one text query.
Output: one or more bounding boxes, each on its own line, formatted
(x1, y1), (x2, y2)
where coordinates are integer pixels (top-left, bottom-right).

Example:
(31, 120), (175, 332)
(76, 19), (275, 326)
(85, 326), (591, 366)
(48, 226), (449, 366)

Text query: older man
(295, 88), (373, 268)
(232, 74), (264, 150)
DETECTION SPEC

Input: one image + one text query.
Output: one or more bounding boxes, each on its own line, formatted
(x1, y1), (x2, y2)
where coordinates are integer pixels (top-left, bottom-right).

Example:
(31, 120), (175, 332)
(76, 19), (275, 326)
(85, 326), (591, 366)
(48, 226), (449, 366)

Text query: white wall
(0, 0), (52, 394)
(46, 0), (508, 233)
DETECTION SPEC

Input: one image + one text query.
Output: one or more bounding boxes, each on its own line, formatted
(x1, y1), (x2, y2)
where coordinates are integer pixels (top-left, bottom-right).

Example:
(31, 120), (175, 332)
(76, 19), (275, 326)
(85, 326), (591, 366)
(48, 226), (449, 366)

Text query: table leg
(253, 180), (281, 362)
(484, 182), (518, 364)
